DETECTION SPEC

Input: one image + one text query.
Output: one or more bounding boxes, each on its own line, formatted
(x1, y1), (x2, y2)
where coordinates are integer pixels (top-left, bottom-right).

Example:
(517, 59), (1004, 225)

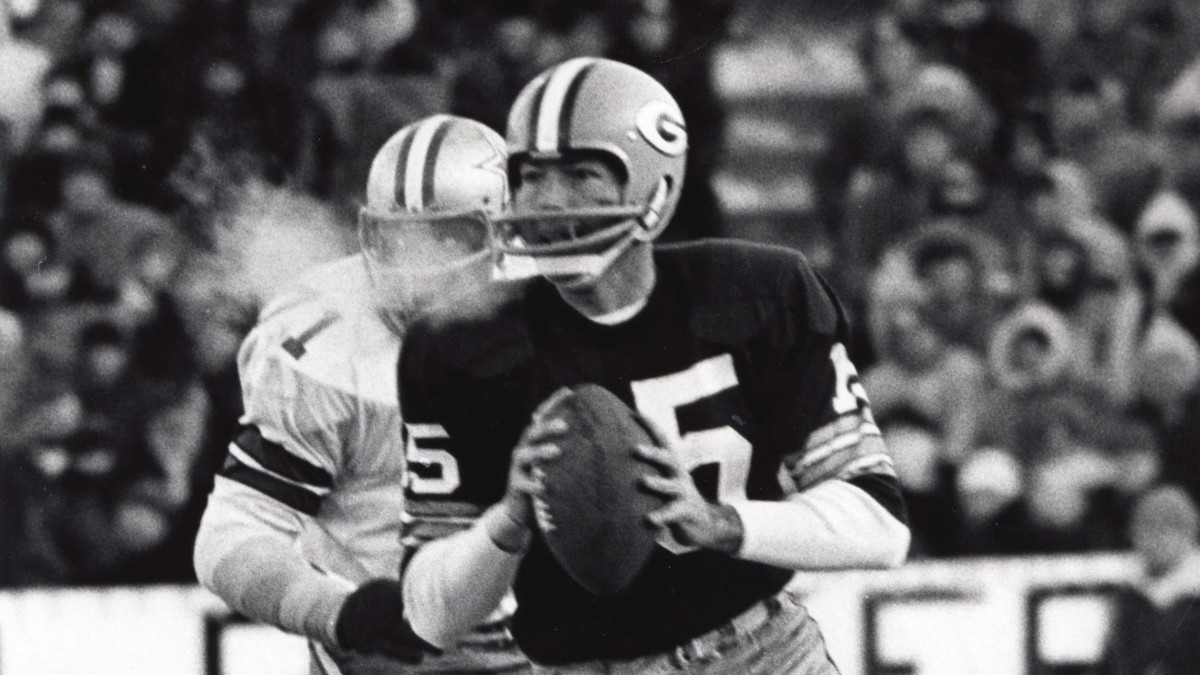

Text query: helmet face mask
(359, 208), (491, 276)
(359, 115), (508, 324)
(494, 58), (687, 282)
(491, 205), (641, 279)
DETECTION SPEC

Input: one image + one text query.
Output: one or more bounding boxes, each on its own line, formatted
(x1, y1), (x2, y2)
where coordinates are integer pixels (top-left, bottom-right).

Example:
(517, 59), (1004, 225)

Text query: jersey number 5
(630, 354), (752, 553)
(404, 424), (462, 495)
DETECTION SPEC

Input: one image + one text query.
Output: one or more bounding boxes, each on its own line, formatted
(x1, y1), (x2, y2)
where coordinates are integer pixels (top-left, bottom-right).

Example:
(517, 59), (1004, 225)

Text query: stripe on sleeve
(228, 443), (332, 497)
(234, 425), (334, 489)
(795, 433), (891, 489)
(220, 462), (323, 516)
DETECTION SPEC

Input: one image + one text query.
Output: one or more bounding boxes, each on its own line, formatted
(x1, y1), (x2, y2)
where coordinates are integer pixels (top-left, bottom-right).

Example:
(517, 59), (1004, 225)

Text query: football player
(193, 114), (529, 674)
(397, 58), (911, 674)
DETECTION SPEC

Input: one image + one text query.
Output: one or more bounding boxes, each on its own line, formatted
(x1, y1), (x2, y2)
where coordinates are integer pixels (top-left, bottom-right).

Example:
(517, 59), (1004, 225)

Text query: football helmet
(492, 57), (687, 280)
(359, 114), (508, 325)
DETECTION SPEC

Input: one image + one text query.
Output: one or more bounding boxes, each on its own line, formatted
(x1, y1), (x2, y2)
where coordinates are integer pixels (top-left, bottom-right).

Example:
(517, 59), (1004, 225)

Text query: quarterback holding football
(193, 115), (529, 674)
(399, 58), (910, 674)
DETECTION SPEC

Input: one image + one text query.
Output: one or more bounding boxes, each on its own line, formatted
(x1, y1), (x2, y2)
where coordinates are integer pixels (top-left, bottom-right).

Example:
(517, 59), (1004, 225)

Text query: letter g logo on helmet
(635, 100), (687, 157)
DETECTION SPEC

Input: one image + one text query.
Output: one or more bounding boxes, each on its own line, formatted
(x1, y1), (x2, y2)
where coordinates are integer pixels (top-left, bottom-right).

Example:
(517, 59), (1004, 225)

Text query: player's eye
(519, 165), (546, 184)
(568, 164), (604, 181)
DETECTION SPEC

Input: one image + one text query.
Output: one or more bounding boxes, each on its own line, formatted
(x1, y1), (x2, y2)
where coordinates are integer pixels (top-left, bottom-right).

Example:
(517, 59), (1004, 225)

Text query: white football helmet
(360, 114), (508, 325)
(492, 58), (688, 280)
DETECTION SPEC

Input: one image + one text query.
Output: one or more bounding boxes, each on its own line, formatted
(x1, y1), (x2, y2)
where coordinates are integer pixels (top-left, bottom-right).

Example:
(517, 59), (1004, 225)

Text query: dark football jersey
(399, 240), (898, 665)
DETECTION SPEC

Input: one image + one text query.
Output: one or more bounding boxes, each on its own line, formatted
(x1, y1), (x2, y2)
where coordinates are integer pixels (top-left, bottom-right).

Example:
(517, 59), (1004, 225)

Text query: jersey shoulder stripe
(233, 425), (335, 489)
(219, 459), (323, 516)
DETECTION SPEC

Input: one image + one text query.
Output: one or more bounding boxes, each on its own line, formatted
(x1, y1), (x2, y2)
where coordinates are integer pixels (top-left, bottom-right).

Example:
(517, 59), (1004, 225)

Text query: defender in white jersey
(194, 115), (528, 674)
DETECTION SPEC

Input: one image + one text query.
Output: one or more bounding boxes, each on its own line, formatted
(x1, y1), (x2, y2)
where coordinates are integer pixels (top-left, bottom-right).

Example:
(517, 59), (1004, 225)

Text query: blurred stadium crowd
(819, 0), (1200, 560)
(0, 0), (1197, 590)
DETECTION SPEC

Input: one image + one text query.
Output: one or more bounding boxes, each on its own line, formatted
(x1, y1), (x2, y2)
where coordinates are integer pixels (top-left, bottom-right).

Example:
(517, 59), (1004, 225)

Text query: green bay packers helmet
(360, 114), (508, 324)
(492, 57), (687, 280)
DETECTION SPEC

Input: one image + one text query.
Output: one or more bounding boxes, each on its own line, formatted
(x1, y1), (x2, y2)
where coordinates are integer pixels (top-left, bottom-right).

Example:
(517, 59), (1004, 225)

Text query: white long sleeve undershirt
(402, 477), (908, 649)
(193, 478), (353, 647)
(401, 505), (526, 649)
(729, 479), (909, 569)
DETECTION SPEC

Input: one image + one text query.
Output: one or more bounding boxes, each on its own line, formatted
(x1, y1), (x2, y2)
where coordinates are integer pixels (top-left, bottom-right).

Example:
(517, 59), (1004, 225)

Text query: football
(533, 384), (663, 596)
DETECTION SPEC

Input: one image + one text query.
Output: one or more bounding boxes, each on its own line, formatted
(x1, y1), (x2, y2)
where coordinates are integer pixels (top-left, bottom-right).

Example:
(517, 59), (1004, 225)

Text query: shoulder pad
(658, 239), (807, 299)
(689, 299), (770, 346)
(659, 240), (839, 343)
(240, 279), (399, 405)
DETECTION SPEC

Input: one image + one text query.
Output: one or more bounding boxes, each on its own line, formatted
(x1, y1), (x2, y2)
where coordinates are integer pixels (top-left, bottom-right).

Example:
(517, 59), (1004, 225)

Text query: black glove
(335, 579), (443, 664)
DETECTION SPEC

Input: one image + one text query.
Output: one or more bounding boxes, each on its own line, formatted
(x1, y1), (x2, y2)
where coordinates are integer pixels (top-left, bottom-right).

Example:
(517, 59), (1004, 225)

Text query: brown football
(533, 384), (663, 596)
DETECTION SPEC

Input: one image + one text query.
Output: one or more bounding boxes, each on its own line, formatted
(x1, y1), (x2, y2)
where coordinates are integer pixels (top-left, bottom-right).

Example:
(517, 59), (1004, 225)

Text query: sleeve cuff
(728, 500), (791, 563)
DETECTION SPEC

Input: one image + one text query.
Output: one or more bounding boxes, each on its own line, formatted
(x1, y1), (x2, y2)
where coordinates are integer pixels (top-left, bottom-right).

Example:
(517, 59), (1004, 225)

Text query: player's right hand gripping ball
(533, 384), (664, 596)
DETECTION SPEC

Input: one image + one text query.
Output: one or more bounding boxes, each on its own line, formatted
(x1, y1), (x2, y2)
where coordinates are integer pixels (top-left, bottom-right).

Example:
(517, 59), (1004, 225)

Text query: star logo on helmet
(475, 135), (509, 194)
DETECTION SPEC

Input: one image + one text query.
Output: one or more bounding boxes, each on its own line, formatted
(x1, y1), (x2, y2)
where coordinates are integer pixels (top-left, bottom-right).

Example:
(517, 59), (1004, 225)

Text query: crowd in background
(0, 0), (1197, 600)
(817, 0), (1200, 566)
(0, 0), (734, 587)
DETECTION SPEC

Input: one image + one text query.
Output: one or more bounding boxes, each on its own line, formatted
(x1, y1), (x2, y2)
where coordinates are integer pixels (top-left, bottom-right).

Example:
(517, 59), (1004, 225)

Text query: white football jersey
(217, 254), (526, 673)
(230, 254), (405, 582)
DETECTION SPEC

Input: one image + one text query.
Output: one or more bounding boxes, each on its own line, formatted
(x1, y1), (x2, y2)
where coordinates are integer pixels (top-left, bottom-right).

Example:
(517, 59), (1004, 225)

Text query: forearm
(194, 478), (352, 646)
(402, 505), (526, 648)
(728, 478), (910, 570)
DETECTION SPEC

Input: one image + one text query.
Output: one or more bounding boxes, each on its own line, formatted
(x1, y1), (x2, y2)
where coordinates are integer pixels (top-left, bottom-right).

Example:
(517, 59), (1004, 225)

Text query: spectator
(75, 320), (132, 418)
(450, 7), (545, 134)
(1048, 69), (1158, 231)
(1135, 190), (1200, 317)
(105, 382), (215, 584)
(0, 309), (24, 446)
(842, 107), (959, 309)
(1100, 486), (1200, 675)
(818, 13), (929, 239)
(1131, 312), (1200, 429)
(4, 103), (85, 213)
(308, 0), (449, 202)
(863, 291), (986, 468)
(951, 448), (1026, 556)
(60, 5), (200, 207)
(1061, 216), (1143, 404)
(1058, 0), (1200, 129)
(0, 211), (109, 311)
(923, 0), (1046, 131)
(877, 411), (955, 557)
(0, 6), (54, 157)
(874, 222), (1003, 352)
(49, 146), (171, 296)
(1009, 394), (1152, 554)
(612, 0), (732, 241)
(841, 63), (995, 291)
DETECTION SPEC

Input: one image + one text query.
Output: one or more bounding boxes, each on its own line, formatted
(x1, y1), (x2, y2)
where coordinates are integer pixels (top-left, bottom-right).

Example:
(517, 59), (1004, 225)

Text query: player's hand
(633, 417), (745, 555)
(498, 389), (571, 531)
(334, 579), (443, 663)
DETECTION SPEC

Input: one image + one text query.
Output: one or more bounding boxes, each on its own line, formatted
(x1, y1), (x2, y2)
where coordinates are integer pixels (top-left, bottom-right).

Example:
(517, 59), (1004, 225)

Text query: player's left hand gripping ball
(634, 421), (745, 555)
